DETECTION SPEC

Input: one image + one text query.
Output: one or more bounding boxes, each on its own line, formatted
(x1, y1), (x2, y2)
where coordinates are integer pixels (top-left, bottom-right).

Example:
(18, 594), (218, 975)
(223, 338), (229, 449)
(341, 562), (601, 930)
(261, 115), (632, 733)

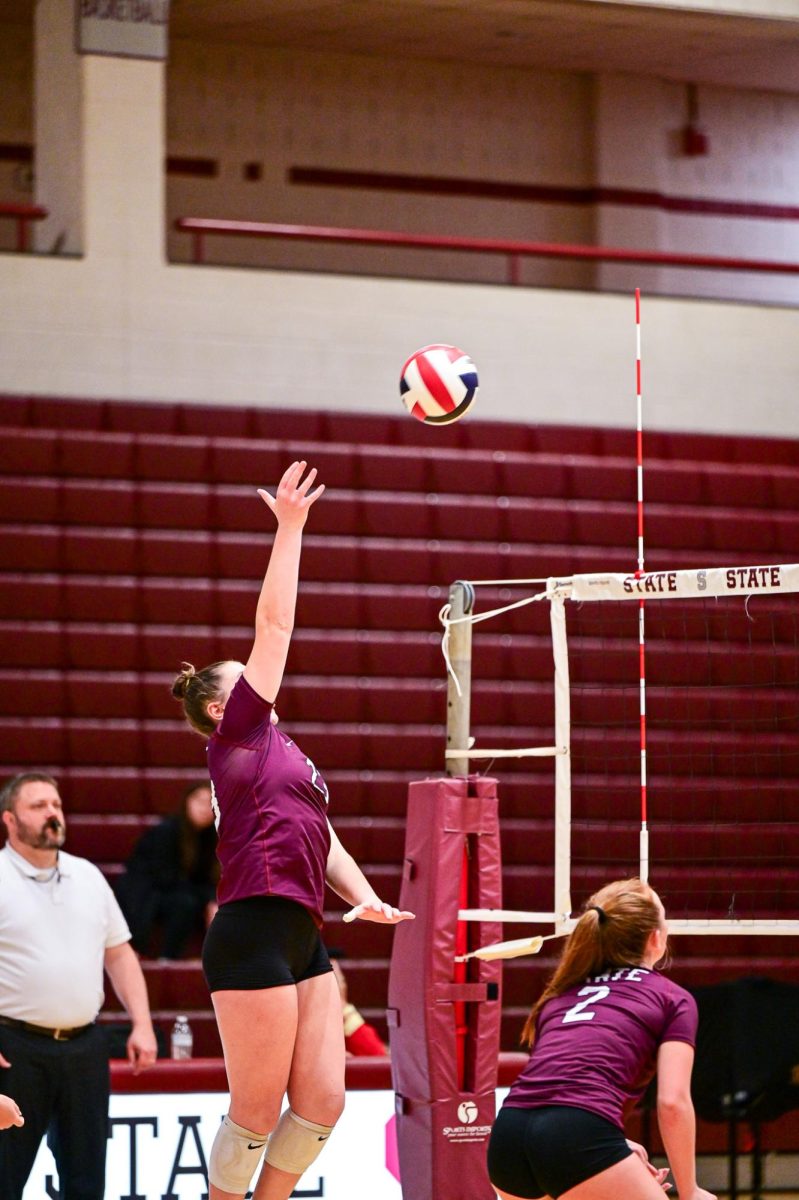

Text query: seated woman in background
(114, 781), (219, 959)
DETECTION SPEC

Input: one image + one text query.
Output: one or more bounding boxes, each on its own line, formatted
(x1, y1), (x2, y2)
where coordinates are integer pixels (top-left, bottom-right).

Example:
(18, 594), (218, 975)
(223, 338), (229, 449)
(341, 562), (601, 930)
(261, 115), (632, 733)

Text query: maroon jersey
(505, 967), (697, 1128)
(207, 675), (331, 925)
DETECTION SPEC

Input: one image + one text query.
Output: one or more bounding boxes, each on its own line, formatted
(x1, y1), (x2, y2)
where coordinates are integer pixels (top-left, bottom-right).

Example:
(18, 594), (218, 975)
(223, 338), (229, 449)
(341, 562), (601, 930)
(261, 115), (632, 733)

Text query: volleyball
(399, 344), (478, 425)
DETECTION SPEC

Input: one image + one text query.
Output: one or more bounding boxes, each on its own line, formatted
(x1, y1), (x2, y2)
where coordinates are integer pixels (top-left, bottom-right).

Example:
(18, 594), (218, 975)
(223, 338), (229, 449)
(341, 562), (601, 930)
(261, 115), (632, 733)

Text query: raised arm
(244, 461), (324, 704)
(656, 1040), (717, 1200)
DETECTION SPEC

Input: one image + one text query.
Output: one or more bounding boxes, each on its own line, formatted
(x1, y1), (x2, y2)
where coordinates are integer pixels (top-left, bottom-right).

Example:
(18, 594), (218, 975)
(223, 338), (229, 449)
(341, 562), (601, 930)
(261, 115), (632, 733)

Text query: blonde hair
(521, 877), (664, 1047)
(171, 661), (228, 737)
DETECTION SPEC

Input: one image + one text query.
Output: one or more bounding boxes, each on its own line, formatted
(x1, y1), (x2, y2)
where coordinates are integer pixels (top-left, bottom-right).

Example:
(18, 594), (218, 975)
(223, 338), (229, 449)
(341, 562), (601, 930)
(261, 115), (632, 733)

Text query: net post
(634, 287), (649, 884)
(446, 580), (475, 777)
(550, 593), (573, 928)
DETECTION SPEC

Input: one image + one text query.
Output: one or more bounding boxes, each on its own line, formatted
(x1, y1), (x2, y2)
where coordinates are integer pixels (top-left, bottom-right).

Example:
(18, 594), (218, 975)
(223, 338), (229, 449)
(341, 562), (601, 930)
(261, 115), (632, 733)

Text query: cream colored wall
(595, 74), (799, 304)
(162, 40), (799, 305)
(1, 45), (798, 438)
(609, 0), (799, 14)
(166, 42), (597, 290)
(6, 28), (799, 296)
(34, 0), (83, 255)
(2, 205), (798, 439)
(5, 229), (799, 438)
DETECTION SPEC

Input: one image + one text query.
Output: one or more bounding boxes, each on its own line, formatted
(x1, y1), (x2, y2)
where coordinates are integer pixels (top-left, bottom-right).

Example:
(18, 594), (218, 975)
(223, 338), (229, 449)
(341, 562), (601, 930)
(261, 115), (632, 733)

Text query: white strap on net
(439, 589), (546, 699)
(440, 587), (561, 760)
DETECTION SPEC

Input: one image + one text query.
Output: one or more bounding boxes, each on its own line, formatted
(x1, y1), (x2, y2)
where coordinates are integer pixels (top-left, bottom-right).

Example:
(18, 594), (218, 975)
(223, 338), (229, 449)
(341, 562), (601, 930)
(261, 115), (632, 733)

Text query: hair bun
(171, 662), (196, 700)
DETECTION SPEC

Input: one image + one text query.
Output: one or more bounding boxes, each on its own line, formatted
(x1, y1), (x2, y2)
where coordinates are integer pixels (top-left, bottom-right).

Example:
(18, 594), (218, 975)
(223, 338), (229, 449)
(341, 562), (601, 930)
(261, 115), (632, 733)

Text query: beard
(16, 816), (66, 851)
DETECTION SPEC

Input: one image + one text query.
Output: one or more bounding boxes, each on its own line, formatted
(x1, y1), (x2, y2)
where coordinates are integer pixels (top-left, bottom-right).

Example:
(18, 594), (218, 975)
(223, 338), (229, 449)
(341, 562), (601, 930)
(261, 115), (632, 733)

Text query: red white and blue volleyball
(400, 344), (478, 425)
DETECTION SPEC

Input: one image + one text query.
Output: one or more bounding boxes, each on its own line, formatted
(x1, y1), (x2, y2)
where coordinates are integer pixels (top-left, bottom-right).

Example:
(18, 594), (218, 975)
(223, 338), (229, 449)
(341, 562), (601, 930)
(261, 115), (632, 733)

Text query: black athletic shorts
(487, 1104), (632, 1199)
(202, 895), (332, 992)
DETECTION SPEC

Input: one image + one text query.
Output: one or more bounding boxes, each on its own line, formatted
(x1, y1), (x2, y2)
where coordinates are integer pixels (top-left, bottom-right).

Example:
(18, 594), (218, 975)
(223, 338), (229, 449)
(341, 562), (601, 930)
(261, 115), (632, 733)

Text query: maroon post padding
(388, 775), (503, 1200)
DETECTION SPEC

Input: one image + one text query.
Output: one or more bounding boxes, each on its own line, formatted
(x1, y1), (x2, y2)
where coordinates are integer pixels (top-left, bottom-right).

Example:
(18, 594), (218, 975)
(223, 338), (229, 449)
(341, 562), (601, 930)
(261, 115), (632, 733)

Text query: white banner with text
(23, 1088), (509, 1199)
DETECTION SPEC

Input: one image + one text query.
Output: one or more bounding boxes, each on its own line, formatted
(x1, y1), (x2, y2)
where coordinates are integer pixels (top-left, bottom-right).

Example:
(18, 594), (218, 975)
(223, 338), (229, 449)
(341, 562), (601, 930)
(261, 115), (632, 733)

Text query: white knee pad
(209, 1114), (269, 1194)
(263, 1108), (335, 1175)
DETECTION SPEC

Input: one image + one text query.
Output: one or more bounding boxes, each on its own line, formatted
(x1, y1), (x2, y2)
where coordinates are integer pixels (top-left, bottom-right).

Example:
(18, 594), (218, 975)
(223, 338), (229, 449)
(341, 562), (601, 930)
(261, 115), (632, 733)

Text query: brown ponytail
(172, 661), (228, 737)
(520, 878), (663, 1047)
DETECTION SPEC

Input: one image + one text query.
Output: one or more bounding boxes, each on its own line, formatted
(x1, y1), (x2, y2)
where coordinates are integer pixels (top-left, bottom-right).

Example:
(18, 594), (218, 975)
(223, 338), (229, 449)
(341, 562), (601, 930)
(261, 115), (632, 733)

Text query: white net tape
(549, 563), (799, 603)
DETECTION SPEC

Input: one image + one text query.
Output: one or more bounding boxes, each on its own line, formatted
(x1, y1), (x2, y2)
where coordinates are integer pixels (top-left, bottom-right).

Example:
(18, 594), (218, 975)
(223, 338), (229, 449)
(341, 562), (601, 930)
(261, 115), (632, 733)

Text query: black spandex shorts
(202, 895), (332, 992)
(487, 1104), (632, 1199)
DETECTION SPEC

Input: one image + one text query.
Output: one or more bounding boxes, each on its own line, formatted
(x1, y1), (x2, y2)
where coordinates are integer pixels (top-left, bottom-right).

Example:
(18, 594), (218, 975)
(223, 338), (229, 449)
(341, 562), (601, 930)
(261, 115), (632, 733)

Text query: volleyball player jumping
(488, 878), (716, 1200)
(173, 461), (413, 1200)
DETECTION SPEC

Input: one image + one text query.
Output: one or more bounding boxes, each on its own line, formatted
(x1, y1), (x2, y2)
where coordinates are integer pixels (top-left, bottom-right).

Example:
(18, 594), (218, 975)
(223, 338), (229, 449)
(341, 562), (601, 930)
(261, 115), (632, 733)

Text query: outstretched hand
(258, 461), (325, 531)
(343, 901), (415, 925)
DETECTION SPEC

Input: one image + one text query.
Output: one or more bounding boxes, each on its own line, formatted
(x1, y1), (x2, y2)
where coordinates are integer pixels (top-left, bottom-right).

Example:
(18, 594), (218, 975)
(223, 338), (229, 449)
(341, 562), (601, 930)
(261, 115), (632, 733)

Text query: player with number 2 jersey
(488, 878), (716, 1200)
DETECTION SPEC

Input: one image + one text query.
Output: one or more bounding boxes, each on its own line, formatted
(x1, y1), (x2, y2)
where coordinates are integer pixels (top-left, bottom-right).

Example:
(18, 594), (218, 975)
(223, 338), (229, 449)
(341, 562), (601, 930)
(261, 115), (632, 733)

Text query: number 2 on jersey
(305, 756), (329, 805)
(562, 985), (610, 1023)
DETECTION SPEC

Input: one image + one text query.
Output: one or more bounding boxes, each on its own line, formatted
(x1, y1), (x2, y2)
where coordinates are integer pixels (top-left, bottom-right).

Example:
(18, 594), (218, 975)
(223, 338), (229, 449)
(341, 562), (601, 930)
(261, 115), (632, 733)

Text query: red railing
(0, 202), (48, 252)
(110, 1053), (529, 1093)
(175, 217), (799, 283)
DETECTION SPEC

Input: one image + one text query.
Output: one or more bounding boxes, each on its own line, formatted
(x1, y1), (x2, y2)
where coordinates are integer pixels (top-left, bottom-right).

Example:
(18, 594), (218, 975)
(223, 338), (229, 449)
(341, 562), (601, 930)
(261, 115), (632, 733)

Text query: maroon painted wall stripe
(166, 156), (219, 178)
(289, 167), (799, 222)
(0, 143), (33, 164)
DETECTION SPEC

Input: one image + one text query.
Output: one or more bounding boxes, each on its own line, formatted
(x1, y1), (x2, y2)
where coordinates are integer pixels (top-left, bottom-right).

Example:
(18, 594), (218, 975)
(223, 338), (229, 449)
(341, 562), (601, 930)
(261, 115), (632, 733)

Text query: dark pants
(115, 875), (210, 958)
(0, 1023), (109, 1200)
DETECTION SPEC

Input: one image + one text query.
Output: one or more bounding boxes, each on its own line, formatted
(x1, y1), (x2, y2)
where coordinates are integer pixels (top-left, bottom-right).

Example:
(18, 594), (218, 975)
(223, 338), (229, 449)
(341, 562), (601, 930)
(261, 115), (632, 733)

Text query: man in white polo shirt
(0, 771), (158, 1199)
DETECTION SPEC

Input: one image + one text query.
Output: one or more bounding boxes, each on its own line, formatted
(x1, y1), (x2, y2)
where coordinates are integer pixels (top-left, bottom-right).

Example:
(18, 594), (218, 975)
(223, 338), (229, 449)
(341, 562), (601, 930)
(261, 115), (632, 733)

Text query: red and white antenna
(635, 288), (649, 884)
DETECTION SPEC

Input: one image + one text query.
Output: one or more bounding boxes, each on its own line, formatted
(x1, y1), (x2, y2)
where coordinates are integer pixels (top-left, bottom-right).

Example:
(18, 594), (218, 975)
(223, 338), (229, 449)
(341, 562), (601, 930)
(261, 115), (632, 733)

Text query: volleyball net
(442, 562), (799, 936)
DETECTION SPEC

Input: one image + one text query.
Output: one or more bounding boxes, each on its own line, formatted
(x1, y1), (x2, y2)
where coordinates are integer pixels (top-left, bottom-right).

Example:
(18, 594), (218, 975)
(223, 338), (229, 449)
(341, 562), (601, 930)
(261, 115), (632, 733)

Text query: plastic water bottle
(170, 1014), (193, 1060)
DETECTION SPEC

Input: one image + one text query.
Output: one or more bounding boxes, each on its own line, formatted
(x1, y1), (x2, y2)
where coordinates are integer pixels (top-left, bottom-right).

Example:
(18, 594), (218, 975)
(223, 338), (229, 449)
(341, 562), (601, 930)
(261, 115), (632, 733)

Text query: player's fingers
(342, 904), (364, 924)
(377, 904), (414, 923)
(287, 460), (306, 490)
(306, 483), (326, 506)
(257, 488), (277, 511)
(350, 901), (385, 922)
(278, 461), (302, 493)
(14, 1112), (24, 1127)
(297, 466), (318, 497)
(389, 910), (415, 922)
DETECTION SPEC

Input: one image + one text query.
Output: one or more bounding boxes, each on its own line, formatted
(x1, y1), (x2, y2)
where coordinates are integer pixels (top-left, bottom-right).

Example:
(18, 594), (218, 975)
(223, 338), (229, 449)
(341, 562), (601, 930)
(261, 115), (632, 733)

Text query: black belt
(0, 1014), (94, 1041)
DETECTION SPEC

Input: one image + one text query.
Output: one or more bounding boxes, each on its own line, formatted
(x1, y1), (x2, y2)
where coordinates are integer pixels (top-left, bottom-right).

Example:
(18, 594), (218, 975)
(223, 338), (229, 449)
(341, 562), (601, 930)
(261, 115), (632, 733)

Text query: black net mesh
(565, 593), (798, 921)
(466, 586), (799, 923)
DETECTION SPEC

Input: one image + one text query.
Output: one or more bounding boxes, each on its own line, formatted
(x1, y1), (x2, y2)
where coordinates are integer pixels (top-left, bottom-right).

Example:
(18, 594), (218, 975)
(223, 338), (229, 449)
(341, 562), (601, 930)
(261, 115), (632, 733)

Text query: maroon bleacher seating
(1, 394), (798, 1054)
